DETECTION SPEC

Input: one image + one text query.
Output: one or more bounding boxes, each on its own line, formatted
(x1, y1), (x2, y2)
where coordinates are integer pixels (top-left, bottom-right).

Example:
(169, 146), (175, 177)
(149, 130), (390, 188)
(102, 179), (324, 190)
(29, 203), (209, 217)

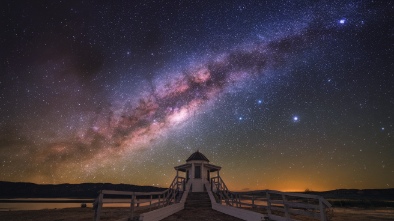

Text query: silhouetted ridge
(0, 181), (165, 198)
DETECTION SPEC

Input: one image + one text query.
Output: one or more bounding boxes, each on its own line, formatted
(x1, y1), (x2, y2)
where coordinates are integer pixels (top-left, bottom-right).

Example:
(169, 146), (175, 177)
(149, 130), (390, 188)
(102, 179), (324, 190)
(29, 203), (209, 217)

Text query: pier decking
(162, 192), (242, 221)
(162, 208), (243, 221)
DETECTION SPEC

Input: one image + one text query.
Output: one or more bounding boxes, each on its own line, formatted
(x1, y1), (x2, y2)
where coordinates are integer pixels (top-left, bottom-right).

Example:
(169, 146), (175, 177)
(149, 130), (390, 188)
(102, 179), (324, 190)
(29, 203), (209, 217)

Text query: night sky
(1, 1), (393, 192)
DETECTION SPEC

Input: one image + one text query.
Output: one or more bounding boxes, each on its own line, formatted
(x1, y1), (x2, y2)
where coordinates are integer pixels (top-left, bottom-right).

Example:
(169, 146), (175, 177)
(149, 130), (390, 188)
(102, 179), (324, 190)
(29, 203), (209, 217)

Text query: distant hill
(0, 181), (166, 198)
(2, 181), (393, 201)
(303, 188), (394, 201)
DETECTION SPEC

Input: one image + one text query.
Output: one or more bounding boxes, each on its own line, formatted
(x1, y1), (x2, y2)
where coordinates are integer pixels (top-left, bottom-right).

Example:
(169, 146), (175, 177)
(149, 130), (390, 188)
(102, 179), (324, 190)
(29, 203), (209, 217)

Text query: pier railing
(211, 176), (332, 221)
(211, 175), (235, 206)
(93, 176), (185, 221)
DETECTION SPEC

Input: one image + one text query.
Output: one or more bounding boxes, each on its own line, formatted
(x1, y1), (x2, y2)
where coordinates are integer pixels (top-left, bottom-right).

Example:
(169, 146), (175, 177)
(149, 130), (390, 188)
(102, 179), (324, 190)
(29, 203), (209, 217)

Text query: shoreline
(0, 198), (93, 203)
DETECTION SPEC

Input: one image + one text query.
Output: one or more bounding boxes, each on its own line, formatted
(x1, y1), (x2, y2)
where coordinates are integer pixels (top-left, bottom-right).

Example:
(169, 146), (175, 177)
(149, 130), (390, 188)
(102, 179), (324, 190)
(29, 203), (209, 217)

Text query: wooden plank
(102, 198), (131, 203)
(102, 198), (155, 203)
(269, 190), (321, 199)
(102, 190), (134, 195)
(270, 200), (285, 205)
(240, 195), (268, 200)
(102, 189), (168, 196)
(239, 195), (253, 198)
(238, 202), (268, 209)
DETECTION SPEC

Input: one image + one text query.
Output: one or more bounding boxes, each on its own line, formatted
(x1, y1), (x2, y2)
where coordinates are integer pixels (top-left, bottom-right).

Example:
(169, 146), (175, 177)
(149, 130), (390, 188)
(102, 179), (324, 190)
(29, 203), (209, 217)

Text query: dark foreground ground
(0, 207), (394, 221)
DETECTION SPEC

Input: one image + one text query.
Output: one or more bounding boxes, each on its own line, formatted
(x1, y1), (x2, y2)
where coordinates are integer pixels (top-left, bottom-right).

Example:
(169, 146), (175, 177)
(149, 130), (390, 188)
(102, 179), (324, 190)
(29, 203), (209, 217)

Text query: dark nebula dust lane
(0, 1), (393, 190)
(39, 26), (324, 169)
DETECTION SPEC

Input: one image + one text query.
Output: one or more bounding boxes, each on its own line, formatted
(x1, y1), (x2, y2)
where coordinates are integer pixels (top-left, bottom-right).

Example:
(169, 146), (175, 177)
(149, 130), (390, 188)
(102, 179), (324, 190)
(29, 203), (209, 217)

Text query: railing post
(235, 194), (238, 207)
(266, 191), (272, 217)
(173, 188), (175, 203)
(176, 177), (179, 191)
(94, 191), (103, 221)
(282, 194), (290, 219)
(319, 197), (327, 221)
(252, 195), (255, 209)
(130, 192), (135, 220)
(150, 194), (153, 211)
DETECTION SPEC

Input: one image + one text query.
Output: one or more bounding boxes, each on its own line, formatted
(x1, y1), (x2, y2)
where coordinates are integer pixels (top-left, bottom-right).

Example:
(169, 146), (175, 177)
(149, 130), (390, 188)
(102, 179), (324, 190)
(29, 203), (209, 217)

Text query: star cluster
(0, 1), (393, 191)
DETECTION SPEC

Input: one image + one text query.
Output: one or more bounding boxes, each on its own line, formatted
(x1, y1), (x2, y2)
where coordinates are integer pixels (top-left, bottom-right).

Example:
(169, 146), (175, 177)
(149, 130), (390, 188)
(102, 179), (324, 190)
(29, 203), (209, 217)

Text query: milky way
(1, 1), (393, 190)
(44, 41), (275, 167)
(41, 26), (319, 171)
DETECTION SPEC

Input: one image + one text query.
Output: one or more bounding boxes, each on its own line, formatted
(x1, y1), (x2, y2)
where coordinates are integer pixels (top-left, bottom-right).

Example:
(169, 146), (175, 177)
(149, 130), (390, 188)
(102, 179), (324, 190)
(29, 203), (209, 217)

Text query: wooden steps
(162, 192), (242, 221)
(184, 192), (212, 208)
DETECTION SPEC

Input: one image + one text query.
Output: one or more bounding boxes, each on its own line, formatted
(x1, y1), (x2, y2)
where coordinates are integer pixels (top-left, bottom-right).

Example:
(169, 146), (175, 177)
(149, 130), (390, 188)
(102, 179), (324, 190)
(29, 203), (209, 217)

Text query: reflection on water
(0, 198), (93, 211)
(0, 202), (89, 211)
(0, 198), (158, 211)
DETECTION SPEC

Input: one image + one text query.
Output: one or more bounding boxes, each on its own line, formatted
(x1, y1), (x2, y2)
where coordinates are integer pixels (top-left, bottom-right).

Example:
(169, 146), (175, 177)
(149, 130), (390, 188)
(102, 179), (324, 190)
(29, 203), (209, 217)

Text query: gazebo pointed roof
(175, 151), (220, 172)
(186, 150), (209, 162)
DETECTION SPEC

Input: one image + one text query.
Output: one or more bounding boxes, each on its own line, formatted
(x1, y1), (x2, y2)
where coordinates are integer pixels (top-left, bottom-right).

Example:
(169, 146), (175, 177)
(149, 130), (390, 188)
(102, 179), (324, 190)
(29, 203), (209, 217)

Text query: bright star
(239, 117), (243, 120)
(339, 19), (346, 24)
(293, 116), (299, 122)
(257, 100), (262, 104)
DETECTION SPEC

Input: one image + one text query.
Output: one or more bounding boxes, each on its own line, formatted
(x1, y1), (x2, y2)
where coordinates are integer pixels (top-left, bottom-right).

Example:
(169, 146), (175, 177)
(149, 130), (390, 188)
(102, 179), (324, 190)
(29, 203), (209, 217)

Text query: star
(0, 0), (392, 193)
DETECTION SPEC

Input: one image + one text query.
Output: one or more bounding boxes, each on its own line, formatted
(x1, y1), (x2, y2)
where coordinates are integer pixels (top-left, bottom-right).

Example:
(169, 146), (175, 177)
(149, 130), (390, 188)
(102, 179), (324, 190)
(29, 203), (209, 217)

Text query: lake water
(0, 198), (94, 211)
(0, 198), (158, 211)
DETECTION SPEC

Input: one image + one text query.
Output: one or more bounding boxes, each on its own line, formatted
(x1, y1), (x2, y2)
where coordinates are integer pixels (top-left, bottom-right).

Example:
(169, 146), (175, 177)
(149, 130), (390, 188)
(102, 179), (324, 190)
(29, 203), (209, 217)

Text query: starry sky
(1, 0), (393, 192)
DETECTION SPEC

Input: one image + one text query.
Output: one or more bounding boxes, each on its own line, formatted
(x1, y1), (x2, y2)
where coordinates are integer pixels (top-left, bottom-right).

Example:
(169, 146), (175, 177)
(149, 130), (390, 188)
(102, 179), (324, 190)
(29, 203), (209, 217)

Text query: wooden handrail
(210, 175), (332, 221)
(94, 176), (186, 221)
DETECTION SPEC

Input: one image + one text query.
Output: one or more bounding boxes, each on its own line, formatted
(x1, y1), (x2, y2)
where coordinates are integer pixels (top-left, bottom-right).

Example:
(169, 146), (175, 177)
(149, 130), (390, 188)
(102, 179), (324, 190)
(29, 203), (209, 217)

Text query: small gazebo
(174, 151), (221, 192)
